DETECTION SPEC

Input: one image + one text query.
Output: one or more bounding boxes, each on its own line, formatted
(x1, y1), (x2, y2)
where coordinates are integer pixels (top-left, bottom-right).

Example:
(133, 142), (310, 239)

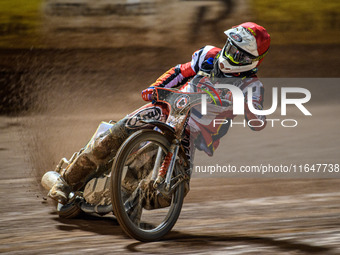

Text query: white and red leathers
(139, 45), (267, 157)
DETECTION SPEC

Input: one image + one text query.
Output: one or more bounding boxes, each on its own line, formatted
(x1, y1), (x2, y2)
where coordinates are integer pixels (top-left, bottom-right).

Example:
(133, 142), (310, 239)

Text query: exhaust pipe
(41, 171), (62, 191)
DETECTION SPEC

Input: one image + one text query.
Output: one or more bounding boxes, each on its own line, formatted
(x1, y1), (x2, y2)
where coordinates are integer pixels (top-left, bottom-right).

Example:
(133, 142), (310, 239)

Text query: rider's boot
(48, 176), (71, 204)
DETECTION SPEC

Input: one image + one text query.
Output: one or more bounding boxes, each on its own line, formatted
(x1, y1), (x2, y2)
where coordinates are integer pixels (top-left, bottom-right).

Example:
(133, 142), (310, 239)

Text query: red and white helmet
(217, 22), (271, 74)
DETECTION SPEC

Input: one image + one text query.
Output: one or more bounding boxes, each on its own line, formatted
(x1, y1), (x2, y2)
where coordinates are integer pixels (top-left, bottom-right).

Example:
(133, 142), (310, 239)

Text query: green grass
(252, 0), (340, 44)
(0, 0), (43, 48)
(0, 0), (42, 16)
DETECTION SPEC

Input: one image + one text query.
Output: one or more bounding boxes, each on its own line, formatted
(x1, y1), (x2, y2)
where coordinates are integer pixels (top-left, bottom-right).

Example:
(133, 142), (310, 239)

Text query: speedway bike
(41, 86), (221, 241)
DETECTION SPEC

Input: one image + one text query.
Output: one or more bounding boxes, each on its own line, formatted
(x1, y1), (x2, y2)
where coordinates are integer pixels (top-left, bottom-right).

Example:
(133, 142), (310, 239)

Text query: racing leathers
(142, 45), (266, 156)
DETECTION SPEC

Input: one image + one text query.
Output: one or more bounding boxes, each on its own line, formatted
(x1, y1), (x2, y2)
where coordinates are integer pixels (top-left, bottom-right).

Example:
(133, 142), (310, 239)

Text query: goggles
(222, 39), (267, 66)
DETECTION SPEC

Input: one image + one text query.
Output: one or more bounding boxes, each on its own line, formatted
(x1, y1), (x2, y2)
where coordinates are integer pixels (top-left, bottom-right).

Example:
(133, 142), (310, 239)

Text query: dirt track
(1, 43), (340, 254)
(1, 117), (340, 254)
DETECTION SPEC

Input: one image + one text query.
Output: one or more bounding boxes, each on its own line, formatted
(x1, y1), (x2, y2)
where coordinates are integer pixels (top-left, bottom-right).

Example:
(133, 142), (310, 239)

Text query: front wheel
(111, 129), (185, 241)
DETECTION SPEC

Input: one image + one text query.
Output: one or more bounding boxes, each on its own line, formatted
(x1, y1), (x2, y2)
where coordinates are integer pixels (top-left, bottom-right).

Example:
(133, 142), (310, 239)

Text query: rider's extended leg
(48, 103), (168, 204)
(64, 119), (129, 188)
(48, 119), (130, 203)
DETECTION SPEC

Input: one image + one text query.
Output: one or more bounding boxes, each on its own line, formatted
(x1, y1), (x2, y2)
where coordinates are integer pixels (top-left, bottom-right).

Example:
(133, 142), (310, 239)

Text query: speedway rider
(48, 22), (271, 205)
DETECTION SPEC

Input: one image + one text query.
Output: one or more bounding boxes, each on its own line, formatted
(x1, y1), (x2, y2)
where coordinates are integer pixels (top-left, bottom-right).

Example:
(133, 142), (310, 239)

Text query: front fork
(152, 140), (180, 191)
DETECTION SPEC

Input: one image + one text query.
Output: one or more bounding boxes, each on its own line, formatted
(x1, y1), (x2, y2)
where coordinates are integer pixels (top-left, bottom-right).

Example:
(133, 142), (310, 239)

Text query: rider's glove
(141, 86), (155, 102)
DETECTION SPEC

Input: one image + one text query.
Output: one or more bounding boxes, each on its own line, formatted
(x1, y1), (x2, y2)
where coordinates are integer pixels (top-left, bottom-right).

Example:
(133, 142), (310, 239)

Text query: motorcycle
(41, 86), (214, 241)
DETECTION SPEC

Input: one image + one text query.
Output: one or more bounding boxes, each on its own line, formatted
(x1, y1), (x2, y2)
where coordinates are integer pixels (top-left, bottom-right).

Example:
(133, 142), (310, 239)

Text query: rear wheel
(111, 129), (184, 241)
(57, 200), (82, 219)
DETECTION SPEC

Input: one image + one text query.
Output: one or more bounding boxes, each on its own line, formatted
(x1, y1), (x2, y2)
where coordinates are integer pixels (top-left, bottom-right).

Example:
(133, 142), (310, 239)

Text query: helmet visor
(222, 39), (256, 65)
